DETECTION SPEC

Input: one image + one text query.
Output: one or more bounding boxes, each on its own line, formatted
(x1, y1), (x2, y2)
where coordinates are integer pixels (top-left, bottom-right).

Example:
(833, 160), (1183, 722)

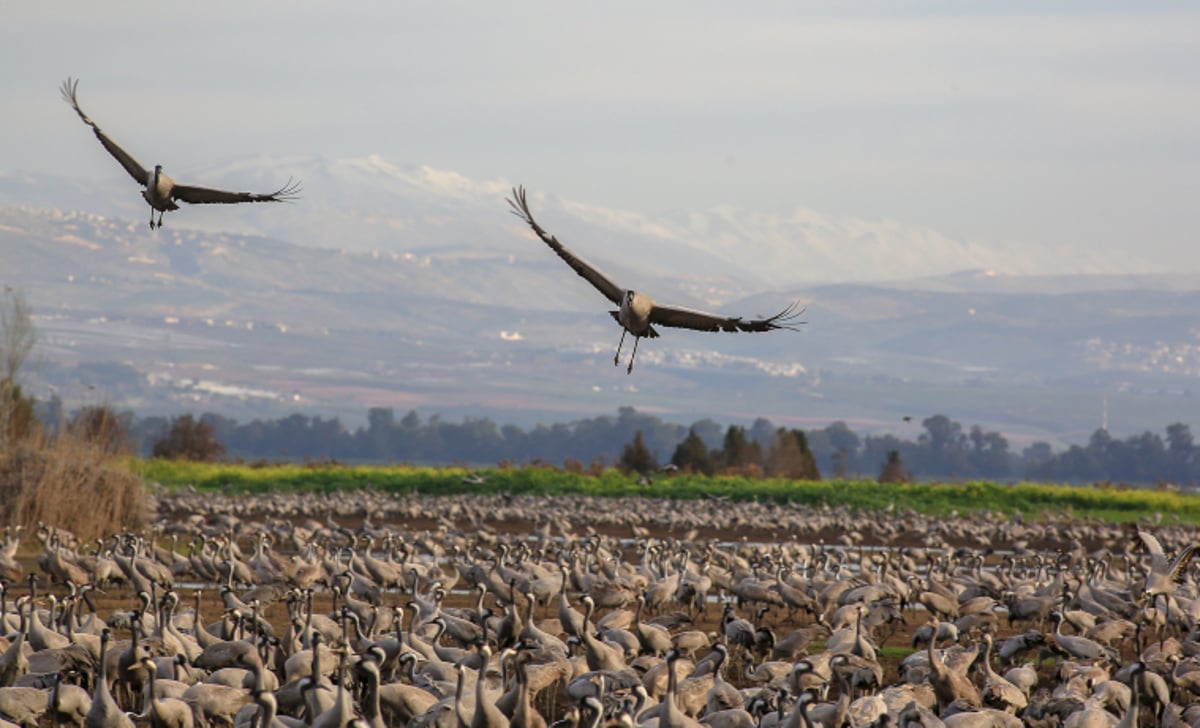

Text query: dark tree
(860, 433), (915, 482)
(672, 428), (715, 475)
(765, 428), (821, 479)
(1022, 423), (1200, 484)
(689, 418), (725, 451)
(106, 404), (1200, 485)
(1122, 431), (1165, 483)
(1166, 423), (1198, 483)
(400, 410), (422, 429)
(152, 414), (224, 461)
(748, 417), (777, 449)
(825, 420), (862, 453)
(720, 425), (762, 472)
(368, 407), (395, 431)
(918, 414), (970, 476)
(808, 421), (861, 476)
(1058, 443), (1102, 482)
(967, 425), (1012, 477)
(1022, 441), (1055, 480)
(793, 430), (821, 479)
(878, 450), (910, 484)
(619, 430), (657, 475)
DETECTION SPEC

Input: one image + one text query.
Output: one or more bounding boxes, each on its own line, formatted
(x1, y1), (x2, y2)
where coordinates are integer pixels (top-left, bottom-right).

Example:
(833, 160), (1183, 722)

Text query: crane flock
(2, 492), (1200, 727)
(34, 71), (1194, 728)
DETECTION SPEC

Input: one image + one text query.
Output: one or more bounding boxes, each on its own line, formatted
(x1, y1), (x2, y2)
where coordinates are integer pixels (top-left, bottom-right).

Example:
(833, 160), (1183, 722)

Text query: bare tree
(1, 288), (35, 384)
(0, 287), (37, 444)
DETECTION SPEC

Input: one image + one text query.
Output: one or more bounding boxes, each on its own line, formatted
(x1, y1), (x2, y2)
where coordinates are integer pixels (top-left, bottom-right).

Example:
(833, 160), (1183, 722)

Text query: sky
(4, 2), (1199, 274)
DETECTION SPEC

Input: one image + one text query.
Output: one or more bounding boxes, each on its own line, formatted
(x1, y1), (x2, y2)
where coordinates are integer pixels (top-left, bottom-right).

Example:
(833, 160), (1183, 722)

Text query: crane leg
(627, 336), (640, 374)
(614, 329), (627, 366)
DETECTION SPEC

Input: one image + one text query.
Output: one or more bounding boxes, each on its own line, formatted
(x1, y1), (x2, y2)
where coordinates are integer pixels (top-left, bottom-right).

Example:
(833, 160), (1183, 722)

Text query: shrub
(766, 428), (821, 479)
(152, 414), (225, 461)
(672, 428), (715, 475)
(70, 405), (131, 456)
(879, 450), (911, 484)
(718, 425), (762, 472)
(588, 457), (608, 477)
(0, 428), (147, 540)
(0, 382), (35, 443)
(0, 289), (147, 539)
(619, 431), (658, 474)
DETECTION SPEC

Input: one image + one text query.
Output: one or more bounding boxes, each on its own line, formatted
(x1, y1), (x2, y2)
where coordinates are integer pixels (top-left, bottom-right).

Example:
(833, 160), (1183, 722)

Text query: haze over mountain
(1, 154), (1154, 288)
(2, 156), (1198, 448)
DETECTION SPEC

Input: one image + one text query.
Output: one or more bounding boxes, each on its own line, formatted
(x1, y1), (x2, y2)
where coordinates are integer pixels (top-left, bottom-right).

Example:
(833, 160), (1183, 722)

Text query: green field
(133, 460), (1200, 523)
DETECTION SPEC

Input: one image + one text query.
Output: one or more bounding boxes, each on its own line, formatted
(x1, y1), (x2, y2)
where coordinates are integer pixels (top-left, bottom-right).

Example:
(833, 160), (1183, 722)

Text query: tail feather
(608, 311), (659, 338)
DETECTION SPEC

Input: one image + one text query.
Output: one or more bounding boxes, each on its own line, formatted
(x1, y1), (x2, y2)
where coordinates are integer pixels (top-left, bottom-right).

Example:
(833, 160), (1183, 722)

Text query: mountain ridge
(1, 162), (1197, 444)
(1, 153), (1156, 287)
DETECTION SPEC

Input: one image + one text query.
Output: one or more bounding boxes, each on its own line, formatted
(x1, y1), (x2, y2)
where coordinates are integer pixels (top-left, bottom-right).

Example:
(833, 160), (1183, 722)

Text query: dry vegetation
(0, 426), (148, 540)
(0, 287), (147, 539)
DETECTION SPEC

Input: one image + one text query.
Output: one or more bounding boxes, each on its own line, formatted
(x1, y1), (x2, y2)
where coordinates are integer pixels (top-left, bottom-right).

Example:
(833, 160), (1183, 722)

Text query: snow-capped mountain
(2, 158), (1196, 442)
(1, 153), (1142, 289)
(0, 202), (821, 429)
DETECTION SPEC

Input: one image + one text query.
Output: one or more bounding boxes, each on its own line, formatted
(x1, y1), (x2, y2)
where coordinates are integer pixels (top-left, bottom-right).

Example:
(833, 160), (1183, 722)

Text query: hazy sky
(5, 2), (1198, 273)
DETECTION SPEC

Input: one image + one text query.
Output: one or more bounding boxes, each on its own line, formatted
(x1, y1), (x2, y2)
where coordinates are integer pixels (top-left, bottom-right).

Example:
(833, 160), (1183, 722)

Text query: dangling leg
(148, 208), (155, 229)
(627, 335), (641, 374)
(156, 210), (165, 228)
(613, 329), (627, 367)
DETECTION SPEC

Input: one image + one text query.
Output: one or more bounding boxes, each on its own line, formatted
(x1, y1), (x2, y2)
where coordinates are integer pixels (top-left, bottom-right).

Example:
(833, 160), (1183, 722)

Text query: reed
(0, 427), (148, 539)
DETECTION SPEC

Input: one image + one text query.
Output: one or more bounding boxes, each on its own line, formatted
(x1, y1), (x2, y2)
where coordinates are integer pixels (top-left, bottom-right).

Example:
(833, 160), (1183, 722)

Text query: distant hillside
(1, 165), (1197, 444)
(1, 154), (1149, 287)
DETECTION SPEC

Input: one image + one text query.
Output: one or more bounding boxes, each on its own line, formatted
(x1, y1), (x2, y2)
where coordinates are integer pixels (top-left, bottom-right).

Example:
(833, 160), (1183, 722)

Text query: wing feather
(171, 178), (302, 205)
(1138, 530), (1164, 555)
(60, 77), (149, 186)
(650, 300), (806, 333)
(507, 186), (623, 306)
(1167, 544), (1199, 585)
(1138, 529), (1168, 571)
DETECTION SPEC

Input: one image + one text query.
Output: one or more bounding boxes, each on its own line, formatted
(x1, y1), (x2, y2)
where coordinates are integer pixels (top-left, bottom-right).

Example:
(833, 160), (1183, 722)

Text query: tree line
(33, 399), (1200, 485)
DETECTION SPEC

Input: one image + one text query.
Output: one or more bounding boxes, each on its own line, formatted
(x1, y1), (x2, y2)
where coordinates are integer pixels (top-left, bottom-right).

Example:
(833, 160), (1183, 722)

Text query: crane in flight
(60, 77), (301, 229)
(508, 186), (804, 373)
